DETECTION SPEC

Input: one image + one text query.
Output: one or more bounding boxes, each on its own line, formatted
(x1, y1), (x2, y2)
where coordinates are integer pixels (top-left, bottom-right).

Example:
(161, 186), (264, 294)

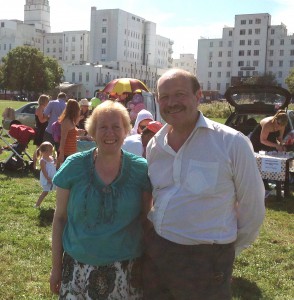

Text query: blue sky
(1, 0), (294, 58)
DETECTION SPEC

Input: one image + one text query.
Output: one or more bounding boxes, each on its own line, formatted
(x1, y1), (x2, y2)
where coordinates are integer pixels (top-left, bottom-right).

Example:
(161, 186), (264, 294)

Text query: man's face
(157, 74), (201, 129)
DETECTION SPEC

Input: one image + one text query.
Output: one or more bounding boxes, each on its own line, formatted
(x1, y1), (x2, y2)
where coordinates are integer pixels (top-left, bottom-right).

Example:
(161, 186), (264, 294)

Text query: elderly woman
(50, 100), (152, 299)
(250, 109), (288, 152)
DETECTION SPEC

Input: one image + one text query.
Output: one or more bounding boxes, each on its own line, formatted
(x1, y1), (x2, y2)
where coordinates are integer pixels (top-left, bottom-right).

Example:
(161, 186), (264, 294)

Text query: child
(34, 142), (56, 208)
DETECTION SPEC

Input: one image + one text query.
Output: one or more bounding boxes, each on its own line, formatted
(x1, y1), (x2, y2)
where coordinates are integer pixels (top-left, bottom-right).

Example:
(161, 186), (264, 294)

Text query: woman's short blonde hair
(85, 100), (131, 137)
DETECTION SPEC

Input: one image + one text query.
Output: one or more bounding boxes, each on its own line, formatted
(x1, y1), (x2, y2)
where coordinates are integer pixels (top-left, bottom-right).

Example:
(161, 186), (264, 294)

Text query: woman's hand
(50, 266), (62, 295)
(275, 144), (284, 152)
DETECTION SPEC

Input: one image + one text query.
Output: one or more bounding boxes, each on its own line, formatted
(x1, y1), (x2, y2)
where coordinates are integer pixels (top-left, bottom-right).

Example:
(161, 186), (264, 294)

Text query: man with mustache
(143, 69), (265, 300)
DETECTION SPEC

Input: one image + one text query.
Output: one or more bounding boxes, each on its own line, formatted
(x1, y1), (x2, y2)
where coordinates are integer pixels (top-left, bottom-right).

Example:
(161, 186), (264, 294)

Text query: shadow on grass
(0, 167), (35, 179)
(265, 196), (294, 214)
(38, 207), (55, 227)
(232, 277), (262, 300)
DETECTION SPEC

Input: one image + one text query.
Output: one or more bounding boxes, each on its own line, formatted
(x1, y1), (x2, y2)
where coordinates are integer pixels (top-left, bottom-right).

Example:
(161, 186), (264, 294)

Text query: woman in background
(33, 94), (50, 169)
(57, 99), (83, 166)
(250, 110), (288, 152)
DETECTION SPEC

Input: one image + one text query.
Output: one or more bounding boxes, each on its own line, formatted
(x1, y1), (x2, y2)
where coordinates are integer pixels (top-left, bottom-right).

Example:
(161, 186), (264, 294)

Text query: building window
(226, 71), (231, 78)
(291, 50), (294, 56)
(238, 61), (244, 67)
(229, 31), (232, 36)
(248, 29), (252, 35)
(227, 61), (231, 67)
(209, 41), (213, 47)
(248, 39), (252, 45)
(269, 61), (273, 67)
(240, 29), (246, 35)
(208, 72), (211, 78)
(102, 27), (106, 33)
(218, 51), (222, 57)
(253, 50), (259, 56)
(280, 39), (284, 45)
(239, 50), (244, 56)
(219, 41), (223, 47)
(279, 60), (283, 67)
(278, 71), (282, 78)
(217, 83), (221, 90)
(249, 20), (253, 24)
(255, 18), (261, 24)
(247, 50), (251, 56)
(217, 72), (221, 78)
(255, 28), (260, 34)
(238, 71), (243, 77)
(228, 51), (232, 57)
(271, 29), (275, 34)
(254, 39), (260, 45)
(218, 61), (222, 67)
(101, 48), (106, 54)
(72, 72), (75, 82)
(269, 50), (274, 56)
(280, 50), (284, 56)
(241, 20), (246, 25)
(291, 39), (294, 45)
(253, 61), (259, 67)
(240, 40), (245, 46)
(270, 39), (274, 45)
(290, 61), (294, 67)
(228, 41), (232, 47)
(102, 38), (106, 44)
(208, 61), (212, 67)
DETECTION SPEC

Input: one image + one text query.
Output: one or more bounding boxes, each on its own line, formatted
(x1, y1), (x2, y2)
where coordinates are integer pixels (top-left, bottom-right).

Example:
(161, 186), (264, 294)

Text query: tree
(285, 68), (294, 95)
(241, 72), (278, 86)
(0, 46), (63, 95)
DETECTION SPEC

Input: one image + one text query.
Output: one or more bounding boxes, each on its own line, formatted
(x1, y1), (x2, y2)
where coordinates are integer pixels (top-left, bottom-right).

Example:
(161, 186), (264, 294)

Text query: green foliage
(241, 72), (278, 86)
(285, 68), (294, 95)
(200, 101), (232, 118)
(0, 46), (63, 95)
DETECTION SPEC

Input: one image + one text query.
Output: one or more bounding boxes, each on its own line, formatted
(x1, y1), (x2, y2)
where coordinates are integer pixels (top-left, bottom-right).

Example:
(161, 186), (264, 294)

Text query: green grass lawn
(0, 100), (294, 299)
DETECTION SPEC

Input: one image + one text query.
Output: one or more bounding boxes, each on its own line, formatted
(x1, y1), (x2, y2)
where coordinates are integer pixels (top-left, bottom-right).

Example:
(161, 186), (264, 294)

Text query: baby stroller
(0, 124), (35, 172)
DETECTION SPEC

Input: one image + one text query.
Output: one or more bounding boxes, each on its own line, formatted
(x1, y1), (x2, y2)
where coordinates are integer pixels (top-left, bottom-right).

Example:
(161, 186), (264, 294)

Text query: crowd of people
(7, 69), (268, 299)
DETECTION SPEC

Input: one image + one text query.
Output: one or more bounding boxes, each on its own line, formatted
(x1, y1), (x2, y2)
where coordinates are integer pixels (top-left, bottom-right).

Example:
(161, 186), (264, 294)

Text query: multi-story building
(0, 0), (174, 97)
(172, 54), (197, 75)
(197, 13), (294, 95)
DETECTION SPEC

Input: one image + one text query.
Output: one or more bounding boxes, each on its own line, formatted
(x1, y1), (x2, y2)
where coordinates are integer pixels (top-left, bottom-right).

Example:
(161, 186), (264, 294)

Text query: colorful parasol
(102, 78), (150, 95)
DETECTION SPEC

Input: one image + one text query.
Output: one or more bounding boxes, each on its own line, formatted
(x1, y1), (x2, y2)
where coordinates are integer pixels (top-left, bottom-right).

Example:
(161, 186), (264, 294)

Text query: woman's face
(94, 111), (128, 154)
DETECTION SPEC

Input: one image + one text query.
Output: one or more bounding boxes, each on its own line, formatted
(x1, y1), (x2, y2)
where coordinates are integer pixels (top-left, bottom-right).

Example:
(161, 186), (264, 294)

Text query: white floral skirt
(59, 252), (143, 300)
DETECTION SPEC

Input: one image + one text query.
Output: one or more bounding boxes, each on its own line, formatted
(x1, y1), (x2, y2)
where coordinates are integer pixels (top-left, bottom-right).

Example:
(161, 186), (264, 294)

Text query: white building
(197, 13), (294, 95)
(0, 1), (174, 98)
(172, 54), (197, 75)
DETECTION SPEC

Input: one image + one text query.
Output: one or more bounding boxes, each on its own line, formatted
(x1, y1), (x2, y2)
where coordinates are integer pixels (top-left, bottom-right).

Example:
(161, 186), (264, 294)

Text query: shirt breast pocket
(185, 160), (219, 195)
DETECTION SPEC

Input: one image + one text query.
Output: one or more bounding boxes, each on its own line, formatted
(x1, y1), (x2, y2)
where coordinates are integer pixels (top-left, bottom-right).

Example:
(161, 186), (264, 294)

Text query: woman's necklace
(95, 149), (123, 185)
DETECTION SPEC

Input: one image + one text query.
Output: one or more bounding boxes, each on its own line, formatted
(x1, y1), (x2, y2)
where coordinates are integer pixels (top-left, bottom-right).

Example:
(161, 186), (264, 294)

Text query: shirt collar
(155, 111), (217, 149)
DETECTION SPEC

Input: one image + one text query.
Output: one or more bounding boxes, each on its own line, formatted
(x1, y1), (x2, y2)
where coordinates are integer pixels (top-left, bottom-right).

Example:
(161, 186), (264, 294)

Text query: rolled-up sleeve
(231, 133), (265, 256)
